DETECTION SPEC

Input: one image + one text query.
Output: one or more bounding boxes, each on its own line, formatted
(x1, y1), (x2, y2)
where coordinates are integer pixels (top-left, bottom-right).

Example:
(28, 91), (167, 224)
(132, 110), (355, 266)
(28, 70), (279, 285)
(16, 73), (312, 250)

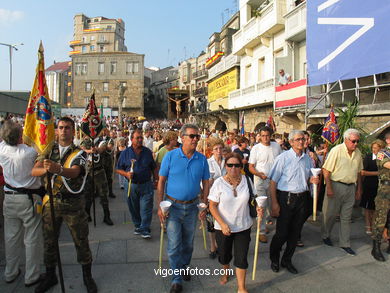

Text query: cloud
(0, 9), (24, 26)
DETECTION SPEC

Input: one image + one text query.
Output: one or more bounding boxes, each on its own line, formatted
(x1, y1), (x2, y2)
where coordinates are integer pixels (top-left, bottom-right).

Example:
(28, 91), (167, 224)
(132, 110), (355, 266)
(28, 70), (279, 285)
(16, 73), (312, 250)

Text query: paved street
(1, 179), (389, 293)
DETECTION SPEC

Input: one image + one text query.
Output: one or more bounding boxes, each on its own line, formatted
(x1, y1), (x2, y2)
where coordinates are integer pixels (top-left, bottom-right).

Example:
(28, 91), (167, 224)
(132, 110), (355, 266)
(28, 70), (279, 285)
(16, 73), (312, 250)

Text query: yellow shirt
(322, 143), (363, 184)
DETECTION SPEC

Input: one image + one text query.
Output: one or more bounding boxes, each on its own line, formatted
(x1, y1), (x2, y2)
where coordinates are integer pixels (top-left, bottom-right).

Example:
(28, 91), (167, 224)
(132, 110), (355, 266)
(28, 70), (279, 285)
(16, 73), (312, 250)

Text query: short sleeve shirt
(159, 147), (210, 201)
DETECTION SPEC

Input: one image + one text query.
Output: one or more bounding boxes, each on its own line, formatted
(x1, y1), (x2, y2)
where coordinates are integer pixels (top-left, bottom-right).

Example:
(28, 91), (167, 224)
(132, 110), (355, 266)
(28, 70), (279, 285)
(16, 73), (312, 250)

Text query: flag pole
(92, 155), (96, 227)
(46, 173), (66, 292)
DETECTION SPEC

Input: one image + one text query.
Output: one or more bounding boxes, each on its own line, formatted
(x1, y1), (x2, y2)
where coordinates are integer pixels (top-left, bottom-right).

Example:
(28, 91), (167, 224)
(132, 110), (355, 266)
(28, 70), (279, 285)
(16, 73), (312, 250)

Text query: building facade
(45, 61), (71, 106)
(71, 52), (144, 116)
(69, 14), (144, 116)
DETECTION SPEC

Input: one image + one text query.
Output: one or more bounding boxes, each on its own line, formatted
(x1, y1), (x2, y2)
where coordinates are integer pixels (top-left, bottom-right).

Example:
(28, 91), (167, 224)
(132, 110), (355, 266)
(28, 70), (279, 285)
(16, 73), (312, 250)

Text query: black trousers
(270, 190), (309, 263)
(215, 228), (251, 269)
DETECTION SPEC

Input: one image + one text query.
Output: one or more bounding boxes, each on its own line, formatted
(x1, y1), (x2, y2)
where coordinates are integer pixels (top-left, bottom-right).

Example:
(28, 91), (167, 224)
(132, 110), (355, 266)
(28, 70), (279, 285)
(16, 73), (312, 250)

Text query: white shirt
(208, 175), (253, 233)
(59, 145), (70, 159)
(207, 156), (226, 180)
(249, 141), (282, 191)
(143, 136), (154, 151)
(0, 141), (41, 191)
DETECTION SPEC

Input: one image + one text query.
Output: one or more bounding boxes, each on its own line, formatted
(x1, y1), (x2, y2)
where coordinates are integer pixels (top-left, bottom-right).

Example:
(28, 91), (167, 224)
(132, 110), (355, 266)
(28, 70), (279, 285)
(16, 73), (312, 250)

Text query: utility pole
(0, 42), (23, 90)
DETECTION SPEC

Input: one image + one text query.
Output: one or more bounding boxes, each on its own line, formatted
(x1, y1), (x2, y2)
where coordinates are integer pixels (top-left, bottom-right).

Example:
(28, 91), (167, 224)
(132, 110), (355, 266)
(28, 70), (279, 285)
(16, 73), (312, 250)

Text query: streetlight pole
(0, 42), (23, 90)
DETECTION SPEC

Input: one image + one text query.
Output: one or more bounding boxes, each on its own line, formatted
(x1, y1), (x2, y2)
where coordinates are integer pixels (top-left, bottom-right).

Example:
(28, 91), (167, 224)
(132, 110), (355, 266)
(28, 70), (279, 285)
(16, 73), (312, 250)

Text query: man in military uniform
(81, 136), (114, 226)
(32, 117), (97, 293)
(101, 129), (116, 198)
(372, 131), (390, 261)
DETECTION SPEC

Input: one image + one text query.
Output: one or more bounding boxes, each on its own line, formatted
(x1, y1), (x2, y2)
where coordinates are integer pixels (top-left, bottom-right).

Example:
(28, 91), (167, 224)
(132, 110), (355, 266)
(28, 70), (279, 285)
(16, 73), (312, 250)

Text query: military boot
(103, 207), (113, 226)
(35, 267), (58, 293)
(371, 240), (385, 262)
(387, 240), (390, 254)
(85, 204), (92, 222)
(82, 263), (97, 293)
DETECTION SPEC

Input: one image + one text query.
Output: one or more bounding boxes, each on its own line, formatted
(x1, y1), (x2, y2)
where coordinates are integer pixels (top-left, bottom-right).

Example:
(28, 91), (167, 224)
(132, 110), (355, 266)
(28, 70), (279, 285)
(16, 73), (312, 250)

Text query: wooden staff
(201, 220), (207, 250)
(159, 222), (164, 269)
(252, 215), (262, 280)
(127, 159), (136, 198)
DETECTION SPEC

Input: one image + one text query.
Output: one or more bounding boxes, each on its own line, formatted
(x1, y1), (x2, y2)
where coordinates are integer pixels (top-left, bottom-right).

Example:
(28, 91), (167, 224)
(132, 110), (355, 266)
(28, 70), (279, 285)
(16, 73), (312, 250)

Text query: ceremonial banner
(240, 111), (245, 135)
(81, 92), (104, 139)
(208, 68), (238, 102)
(23, 42), (55, 156)
(307, 0), (390, 86)
(266, 115), (276, 133)
(321, 107), (339, 144)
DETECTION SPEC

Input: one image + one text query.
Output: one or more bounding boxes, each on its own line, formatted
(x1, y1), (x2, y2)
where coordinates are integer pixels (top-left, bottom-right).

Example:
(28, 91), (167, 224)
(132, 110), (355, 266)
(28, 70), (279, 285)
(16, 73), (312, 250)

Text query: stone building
(145, 66), (179, 118)
(68, 13), (144, 116)
(45, 61), (71, 106)
(71, 52), (144, 116)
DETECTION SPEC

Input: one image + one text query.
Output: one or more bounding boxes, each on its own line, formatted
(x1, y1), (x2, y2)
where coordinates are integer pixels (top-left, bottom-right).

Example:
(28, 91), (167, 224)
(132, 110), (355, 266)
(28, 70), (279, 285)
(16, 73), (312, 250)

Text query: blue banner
(307, 0), (390, 86)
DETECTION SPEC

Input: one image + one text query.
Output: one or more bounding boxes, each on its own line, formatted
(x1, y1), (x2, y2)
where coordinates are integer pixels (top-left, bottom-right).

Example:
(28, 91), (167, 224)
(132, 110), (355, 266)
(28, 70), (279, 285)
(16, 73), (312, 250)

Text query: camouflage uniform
(101, 137), (115, 198)
(81, 138), (113, 225)
(42, 142), (92, 267)
(372, 146), (390, 241)
(371, 146), (390, 261)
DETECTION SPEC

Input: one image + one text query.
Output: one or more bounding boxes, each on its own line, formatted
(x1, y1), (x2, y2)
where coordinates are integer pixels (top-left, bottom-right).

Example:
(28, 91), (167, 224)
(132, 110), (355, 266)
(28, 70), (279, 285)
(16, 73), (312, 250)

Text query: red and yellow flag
(23, 42), (55, 156)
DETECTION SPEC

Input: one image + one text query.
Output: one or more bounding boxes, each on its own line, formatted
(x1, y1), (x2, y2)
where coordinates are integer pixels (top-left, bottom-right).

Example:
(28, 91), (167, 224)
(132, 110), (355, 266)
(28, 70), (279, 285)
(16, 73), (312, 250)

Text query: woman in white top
(209, 152), (262, 293)
(206, 138), (226, 259)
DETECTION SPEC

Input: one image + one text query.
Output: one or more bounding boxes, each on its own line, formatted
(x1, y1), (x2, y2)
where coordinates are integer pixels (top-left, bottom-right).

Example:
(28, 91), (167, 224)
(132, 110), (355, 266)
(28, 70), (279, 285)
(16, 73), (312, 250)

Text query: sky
(0, 0), (238, 91)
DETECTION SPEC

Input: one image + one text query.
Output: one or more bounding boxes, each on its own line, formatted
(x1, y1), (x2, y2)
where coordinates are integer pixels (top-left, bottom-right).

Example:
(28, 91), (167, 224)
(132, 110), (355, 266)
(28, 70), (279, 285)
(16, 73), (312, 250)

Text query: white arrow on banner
(317, 17), (374, 69)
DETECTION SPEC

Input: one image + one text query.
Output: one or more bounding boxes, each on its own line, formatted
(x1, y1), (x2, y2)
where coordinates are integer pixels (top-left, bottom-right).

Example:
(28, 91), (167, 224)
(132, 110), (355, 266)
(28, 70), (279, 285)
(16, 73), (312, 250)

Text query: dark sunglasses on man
(226, 163), (242, 168)
(183, 134), (200, 139)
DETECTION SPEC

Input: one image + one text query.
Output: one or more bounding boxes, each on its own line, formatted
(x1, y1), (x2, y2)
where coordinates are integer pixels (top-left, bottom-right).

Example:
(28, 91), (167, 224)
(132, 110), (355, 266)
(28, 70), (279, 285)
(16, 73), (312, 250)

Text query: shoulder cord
(60, 150), (88, 194)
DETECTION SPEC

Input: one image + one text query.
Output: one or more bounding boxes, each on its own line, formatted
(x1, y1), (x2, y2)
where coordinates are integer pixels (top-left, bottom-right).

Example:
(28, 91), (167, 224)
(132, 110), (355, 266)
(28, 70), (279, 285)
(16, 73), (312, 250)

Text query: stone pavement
(1, 179), (390, 293)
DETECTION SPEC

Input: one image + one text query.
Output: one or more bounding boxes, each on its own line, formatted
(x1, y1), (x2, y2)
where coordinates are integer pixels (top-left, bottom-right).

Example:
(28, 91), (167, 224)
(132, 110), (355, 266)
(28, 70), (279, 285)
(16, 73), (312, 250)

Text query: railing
(284, 0), (306, 41)
(193, 87), (208, 96)
(233, 0), (286, 54)
(228, 78), (275, 109)
(193, 69), (208, 79)
(208, 55), (240, 80)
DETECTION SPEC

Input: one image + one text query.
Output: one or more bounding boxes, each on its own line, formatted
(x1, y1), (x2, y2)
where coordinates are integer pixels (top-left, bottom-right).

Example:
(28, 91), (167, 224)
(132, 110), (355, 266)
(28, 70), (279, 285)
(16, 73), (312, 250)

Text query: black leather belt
(5, 191), (26, 195)
(289, 191), (307, 197)
(166, 194), (197, 204)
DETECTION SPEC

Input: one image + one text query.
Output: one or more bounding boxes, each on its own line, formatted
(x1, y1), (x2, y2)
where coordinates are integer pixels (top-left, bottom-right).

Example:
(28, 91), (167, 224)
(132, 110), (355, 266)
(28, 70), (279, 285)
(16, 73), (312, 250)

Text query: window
(90, 45), (95, 52)
(85, 82), (92, 92)
(111, 62), (117, 74)
(122, 97), (126, 107)
(75, 63), (81, 75)
(98, 62), (105, 74)
(99, 35), (106, 42)
(84, 97), (89, 106)
(103, 82), (109, 92)
(245, 64), (252, 86)
(102, 96), (109, 107)
(82, 46), (87, 53)
(82, 36), (87, 43)
(100, 45), (105, 52)
(90, 35), (95, 41)
(81, 63), (87, 75)
(126, 62), (139, 74)
(107, 25), (112, 30)
(120, 82), (127, 88)
(258, 57), (265, 81)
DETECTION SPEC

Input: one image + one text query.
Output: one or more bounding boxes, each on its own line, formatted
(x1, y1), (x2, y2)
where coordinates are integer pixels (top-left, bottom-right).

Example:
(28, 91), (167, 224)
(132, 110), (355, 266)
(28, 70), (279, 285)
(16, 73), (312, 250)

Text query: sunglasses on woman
(226, 163), (242, 168)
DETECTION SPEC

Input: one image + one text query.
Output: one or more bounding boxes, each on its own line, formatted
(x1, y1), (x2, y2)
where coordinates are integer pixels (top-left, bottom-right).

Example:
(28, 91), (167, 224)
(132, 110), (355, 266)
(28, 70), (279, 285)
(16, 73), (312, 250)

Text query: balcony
(284, 1), (306, 42)
(208, 55), (241, 81)
(275, 79), (306, 109)
(193, 69), (208, 80)
(233, 0), (286, 55)
(228, 78), (275, 109)
(193, 87), (208, 97)
(97, 39), (109, 44)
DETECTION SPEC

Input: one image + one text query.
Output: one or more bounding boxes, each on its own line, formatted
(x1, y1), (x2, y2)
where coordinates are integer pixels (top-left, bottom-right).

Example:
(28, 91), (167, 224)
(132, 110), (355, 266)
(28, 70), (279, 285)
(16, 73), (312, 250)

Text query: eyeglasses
(349, 139), (360, 144)
(226, 163), (242, 168)
(294, 137), (306, 142)
(183, 134), (200, 140)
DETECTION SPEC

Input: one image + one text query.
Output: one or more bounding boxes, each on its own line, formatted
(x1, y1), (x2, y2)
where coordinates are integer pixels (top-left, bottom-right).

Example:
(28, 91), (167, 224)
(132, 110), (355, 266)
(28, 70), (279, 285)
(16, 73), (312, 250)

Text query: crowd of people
(0, 115), (389, 293)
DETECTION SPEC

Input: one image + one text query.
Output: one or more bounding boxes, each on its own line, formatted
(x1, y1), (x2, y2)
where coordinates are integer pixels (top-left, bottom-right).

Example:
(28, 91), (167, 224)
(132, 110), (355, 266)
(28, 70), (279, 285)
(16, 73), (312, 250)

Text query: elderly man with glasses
(321, 128), (363, 256)
(157, 124), (210, 293)
(268, 130), (319, 274)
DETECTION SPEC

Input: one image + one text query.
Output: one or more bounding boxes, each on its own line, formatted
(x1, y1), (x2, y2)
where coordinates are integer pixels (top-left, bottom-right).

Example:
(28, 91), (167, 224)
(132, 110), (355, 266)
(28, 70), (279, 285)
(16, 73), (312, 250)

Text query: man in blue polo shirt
(116, 129), (158, 239)
(157, 124), (210, 293)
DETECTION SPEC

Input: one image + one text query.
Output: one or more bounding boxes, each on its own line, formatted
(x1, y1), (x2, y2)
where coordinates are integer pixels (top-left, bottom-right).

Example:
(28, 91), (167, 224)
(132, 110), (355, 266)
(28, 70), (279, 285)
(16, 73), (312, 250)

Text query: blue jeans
(124, 181), (154, 234)
(118, 174), (126, 188)
(166, 198), (199, 284)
